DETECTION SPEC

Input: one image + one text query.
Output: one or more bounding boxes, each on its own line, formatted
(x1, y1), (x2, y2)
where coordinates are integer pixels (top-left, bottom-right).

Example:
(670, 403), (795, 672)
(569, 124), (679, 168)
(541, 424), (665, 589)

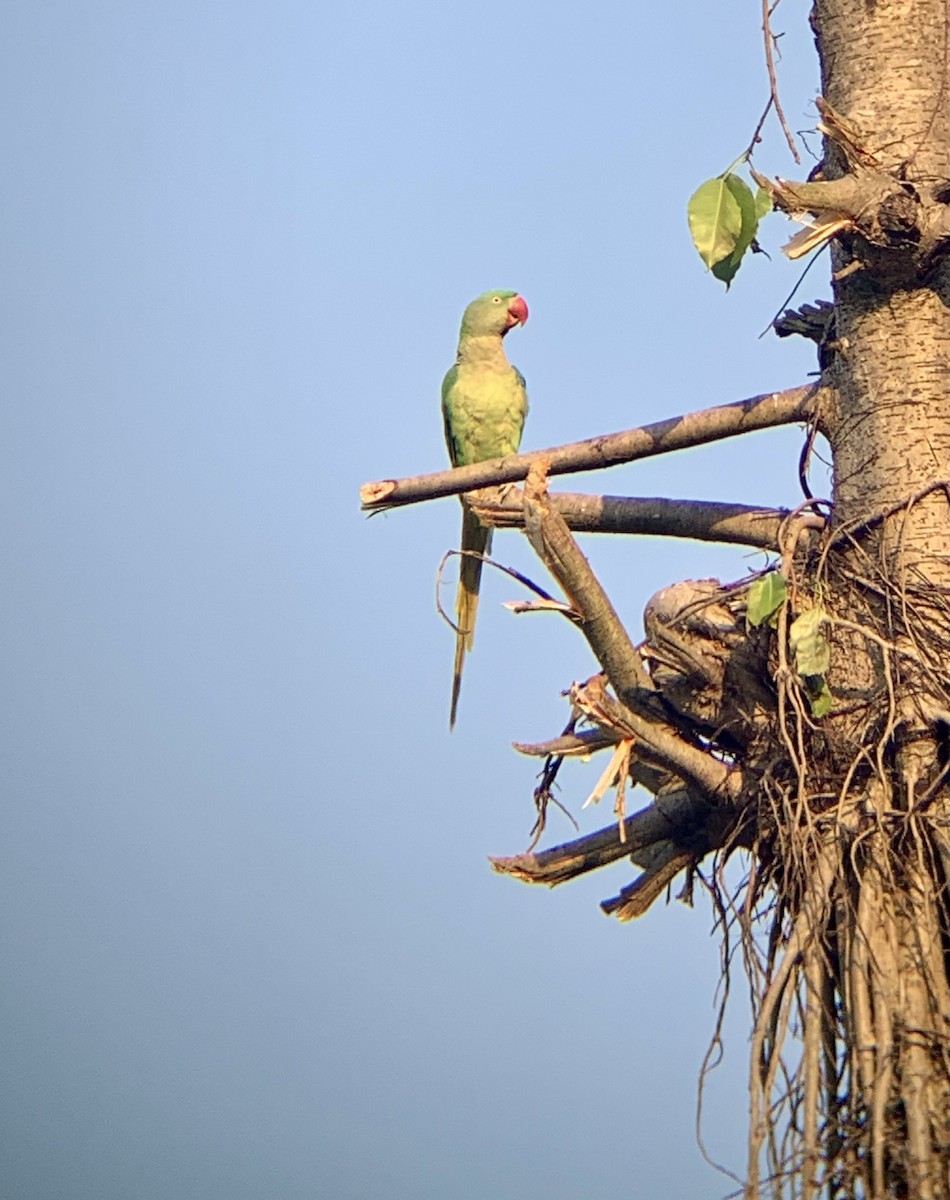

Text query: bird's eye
(492, 295), (502, 303)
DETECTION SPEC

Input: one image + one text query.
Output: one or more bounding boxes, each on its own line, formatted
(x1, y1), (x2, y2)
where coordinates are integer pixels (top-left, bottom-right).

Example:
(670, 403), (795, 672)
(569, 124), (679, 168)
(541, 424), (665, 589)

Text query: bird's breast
(446, 367), (527, 464)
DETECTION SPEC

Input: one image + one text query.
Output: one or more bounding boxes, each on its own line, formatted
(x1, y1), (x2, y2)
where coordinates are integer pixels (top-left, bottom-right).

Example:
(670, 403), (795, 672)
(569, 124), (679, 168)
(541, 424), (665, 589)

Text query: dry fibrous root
(500, 490), (950, 1195)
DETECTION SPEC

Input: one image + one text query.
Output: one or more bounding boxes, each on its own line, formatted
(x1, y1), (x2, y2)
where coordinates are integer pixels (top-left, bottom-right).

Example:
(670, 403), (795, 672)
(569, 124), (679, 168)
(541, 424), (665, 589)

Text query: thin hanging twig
(762, 0), (801, 163)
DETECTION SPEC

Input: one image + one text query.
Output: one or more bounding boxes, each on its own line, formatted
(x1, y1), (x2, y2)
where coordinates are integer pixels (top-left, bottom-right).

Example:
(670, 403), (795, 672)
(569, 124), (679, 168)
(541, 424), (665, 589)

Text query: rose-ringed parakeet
(442, 289), (529, 728)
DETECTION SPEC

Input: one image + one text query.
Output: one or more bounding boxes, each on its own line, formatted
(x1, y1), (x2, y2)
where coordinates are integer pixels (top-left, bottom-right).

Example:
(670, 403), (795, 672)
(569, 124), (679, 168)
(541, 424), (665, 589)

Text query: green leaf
(747, 571), (787, 627)
(711, 175), (758, 288)
(688, 176), (746, 272)
(789, 606), (831, 677)
(753, 185), (773, 221)
(786, 606), (833, 716)
(803, 676), (833, 717)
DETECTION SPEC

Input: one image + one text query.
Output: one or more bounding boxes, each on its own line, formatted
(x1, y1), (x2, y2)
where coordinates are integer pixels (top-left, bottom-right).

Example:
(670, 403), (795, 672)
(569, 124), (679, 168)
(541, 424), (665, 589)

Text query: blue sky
(1, 4), (823, 1197)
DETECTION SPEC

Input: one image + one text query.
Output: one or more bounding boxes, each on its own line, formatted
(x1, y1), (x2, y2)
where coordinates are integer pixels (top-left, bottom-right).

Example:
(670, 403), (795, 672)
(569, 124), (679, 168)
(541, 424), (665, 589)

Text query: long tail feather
(450, 505), (492, 729)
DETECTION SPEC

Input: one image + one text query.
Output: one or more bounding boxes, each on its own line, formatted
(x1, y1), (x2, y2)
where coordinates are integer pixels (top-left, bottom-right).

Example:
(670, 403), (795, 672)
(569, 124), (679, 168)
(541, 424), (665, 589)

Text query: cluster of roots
(502, 529), (950, 1197)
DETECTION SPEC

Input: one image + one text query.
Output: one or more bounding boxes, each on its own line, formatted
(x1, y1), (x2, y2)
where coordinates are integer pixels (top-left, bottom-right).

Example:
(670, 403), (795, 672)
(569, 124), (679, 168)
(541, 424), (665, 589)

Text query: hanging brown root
(491, 475), (950, 1197)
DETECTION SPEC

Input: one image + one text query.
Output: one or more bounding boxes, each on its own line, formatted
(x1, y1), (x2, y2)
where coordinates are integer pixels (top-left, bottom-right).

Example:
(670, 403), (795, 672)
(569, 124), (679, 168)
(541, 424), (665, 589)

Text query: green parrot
(442, 289), (529, 728)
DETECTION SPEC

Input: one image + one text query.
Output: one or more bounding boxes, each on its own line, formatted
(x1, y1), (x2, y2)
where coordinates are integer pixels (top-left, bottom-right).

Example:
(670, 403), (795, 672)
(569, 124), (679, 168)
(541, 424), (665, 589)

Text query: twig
(762, 0), (801, 163)
(745, 93), (776, 160)
(760, 248), (829, 338)
(360, 385), (825, 510)
(434, 547), (567, 635)
(527, 757), (577, 852)
(504, 597), (579, 618)
(524, 713), (581, 851)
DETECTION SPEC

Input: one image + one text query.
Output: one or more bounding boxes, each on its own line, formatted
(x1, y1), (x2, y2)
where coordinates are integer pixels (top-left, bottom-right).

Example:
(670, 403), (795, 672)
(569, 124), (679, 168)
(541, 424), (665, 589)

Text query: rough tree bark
(361, 2), (950, 1195)
(792, 1), (950, 1195)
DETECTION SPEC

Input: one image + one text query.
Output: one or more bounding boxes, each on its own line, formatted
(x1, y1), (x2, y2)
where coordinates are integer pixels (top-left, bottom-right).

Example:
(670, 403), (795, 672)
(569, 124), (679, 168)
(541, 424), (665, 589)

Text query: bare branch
(360, 385), (824, 510)
(744, 93), (775, 161)
(756, 170), (888, 222)
(519, 469), (742, 804)
(513, 727), (620, 758)
(494, 792), (710, 888)
(473, 491), (822, 550)
(520, 465), (652, 697)
(489, 788), (723, 886)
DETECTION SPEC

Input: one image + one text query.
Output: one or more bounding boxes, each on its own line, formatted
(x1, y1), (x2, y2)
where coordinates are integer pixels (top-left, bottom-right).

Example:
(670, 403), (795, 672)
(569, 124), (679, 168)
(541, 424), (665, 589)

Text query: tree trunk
(798, 1), (950, 1195)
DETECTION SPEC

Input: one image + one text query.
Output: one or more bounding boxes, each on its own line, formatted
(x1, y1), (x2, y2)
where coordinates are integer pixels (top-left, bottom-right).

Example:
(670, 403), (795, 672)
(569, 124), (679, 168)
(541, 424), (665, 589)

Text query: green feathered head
(459, 289), (529, 338)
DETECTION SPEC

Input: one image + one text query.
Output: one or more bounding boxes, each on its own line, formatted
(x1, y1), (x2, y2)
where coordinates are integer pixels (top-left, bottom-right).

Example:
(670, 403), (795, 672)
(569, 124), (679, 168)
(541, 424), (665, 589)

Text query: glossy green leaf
(747, 571), (787, 627)
(711, 175), (758, 287)
(688, 176), (746, 272)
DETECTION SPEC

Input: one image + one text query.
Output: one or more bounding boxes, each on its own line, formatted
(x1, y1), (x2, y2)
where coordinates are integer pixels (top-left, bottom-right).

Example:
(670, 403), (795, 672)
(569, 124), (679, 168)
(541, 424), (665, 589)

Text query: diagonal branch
(521, 465), (741, 805)
(360, 385), (825, 510)
(473, 491), (823, 550)
(521, 463), (652, 697)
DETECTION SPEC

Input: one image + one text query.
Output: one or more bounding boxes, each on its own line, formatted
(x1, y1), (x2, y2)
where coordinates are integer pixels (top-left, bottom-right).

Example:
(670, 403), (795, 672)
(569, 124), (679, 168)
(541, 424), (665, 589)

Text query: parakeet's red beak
(506, 295), (529, 328)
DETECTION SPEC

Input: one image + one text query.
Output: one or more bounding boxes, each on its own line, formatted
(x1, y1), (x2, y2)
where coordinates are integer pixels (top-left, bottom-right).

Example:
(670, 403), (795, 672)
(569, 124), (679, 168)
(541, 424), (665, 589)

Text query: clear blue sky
(1, 4), (823, 1197)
